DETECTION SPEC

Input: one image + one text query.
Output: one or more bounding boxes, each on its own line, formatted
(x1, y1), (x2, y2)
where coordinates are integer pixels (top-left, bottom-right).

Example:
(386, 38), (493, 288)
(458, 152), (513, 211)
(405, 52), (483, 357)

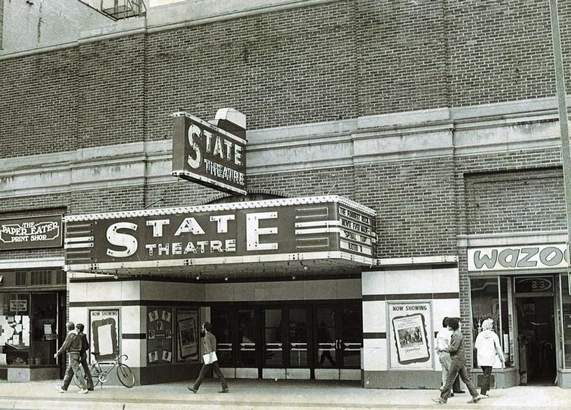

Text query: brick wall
(248, 167), (355, 199)
(0, 48), (78, 159)
(465, 168), (566, 235)
(455, 146), (564, 236)
(446, 0), (557, 107)
(77, 34), (146, 150)
(3, 1), (571, 158)
(69, 186), (145, 214)
(354, 157), (456, 258)
(145, 1), (360, 140)
(356, 0), (449, 115)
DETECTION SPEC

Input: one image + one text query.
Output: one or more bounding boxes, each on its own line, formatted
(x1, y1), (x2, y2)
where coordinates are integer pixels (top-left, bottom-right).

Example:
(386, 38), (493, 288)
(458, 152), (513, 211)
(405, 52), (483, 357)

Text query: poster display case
(387, 301), (433, 369)
(147, 308), (173, 365)
(146, 307), (200, 366)
(90, 309), (120, 362)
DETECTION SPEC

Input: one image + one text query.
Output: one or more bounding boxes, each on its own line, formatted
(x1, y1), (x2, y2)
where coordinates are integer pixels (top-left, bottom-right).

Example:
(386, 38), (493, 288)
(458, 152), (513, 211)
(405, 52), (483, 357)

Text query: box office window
(470, 277), (514, 368)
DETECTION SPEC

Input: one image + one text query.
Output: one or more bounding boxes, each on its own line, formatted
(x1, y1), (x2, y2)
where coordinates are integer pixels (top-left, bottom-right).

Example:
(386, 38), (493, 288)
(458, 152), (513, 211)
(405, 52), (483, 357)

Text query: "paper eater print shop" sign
(0, 215), (63, 251)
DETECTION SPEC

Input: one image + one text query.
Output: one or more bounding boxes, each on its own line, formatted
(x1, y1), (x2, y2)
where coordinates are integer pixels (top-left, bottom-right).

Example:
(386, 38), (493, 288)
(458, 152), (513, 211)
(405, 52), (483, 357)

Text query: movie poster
(176, 310), (199, 362)
(388, 302), (432, 369)
(90, 309), (119, 362)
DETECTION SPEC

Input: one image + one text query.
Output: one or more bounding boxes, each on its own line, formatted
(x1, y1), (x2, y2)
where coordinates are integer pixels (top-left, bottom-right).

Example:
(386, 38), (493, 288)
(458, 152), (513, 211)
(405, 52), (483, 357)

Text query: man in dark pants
(54, 322), (88, 394)
(433, 318), (483, 404)
(188, 322), (229, 394)
(435, 317), (464, 396)
(76, 323), (94, 391)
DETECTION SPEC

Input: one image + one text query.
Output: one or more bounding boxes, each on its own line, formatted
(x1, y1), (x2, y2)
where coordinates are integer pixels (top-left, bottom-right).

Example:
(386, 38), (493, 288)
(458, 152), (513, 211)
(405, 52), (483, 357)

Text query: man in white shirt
(435, 317), (461, 396)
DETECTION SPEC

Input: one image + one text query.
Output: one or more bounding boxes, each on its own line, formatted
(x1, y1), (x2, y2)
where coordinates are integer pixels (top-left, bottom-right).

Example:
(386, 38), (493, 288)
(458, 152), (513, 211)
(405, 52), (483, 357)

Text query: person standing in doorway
(435, 317), (463, 397)
(54, 322), (88, 394)
(474, 318), (505, 398)
(188, 322), (229, 394)
(433, 317), (484, 404)
(76, 323), (94, 391)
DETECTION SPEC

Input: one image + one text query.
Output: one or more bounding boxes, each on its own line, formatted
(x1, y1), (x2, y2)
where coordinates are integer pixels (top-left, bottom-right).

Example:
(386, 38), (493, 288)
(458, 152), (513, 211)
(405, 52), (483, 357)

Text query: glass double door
(314, 305), (362, 379)
(211, 302), (362, 380)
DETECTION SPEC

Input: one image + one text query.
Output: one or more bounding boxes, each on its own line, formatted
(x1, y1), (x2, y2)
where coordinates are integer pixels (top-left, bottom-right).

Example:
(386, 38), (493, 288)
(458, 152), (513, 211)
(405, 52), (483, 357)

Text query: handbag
(202, 351), (218, 365)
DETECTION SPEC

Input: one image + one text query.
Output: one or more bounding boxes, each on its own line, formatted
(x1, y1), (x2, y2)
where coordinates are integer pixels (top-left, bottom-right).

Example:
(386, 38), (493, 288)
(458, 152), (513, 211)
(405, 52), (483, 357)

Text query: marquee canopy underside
(66, 256), (369, 281)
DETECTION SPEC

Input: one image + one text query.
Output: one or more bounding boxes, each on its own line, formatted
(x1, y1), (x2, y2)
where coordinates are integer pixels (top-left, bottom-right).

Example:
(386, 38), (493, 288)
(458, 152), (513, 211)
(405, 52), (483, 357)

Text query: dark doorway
(516, 296), (556, 385)
(211, 301), (362, 380)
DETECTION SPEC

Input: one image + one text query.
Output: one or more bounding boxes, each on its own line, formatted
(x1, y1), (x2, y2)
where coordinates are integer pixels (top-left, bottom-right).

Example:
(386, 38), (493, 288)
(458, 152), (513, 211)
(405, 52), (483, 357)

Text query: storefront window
(0, 294), (31, 366)
(561, 274), (571, 368)
(30, 293), (57, 366)
(470, 277), (513, 368)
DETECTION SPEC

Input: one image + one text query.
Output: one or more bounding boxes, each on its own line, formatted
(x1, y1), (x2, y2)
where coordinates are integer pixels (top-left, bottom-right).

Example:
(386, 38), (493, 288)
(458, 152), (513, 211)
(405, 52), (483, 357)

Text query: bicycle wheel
(116, 363), (135, 388)
(89, 364), (102, 388)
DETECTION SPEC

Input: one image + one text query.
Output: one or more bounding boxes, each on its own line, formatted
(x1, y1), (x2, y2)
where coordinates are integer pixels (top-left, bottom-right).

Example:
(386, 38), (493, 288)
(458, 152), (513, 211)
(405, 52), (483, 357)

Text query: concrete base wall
(363, 370), (442, 389)
(140, 363), (201, 385)
(558, 370), (571, 388)
(471, 368), (519, 389)
(7, 367), (59, 382)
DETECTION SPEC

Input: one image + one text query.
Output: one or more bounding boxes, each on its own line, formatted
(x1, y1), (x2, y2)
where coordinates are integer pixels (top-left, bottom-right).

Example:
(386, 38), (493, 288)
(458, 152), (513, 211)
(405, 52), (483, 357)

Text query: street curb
(0, 397), (561, 410)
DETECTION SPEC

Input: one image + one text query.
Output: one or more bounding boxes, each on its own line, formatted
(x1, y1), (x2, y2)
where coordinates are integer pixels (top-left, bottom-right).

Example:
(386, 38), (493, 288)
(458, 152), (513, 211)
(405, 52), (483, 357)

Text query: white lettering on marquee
(106, 222), (138, 258)
(210, 215), (235, 233)
(187, 124), (202, 169)
(146, 219), (170, 237)
(246, 212), (278, 251)
(174, 217), (206, 236)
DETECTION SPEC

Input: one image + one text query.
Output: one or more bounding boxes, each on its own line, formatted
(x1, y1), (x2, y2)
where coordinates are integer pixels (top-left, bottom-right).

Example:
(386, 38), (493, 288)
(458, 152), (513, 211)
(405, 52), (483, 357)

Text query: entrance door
(212, 306), (260, 379)
(516, 296), (556, 385)
(314, 303), (362, 380)
(212, 302), (361, 381)
(262, 306), (312, 380)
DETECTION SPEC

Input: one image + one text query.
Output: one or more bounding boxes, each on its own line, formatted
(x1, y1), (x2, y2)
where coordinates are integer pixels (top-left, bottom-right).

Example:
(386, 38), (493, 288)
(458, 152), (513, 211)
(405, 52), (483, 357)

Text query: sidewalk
(0, 379), (569, 410)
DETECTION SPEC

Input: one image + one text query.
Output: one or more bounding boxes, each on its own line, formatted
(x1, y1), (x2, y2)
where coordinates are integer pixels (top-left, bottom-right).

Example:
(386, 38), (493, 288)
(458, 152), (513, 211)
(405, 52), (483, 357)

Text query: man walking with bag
(54, 322), (89, 394)
(188, 322), (229, 394)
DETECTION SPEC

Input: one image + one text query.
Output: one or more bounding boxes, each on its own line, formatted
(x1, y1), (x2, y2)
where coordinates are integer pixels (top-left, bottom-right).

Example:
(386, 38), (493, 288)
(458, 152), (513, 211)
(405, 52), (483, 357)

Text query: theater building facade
(2, 0), (571, 389)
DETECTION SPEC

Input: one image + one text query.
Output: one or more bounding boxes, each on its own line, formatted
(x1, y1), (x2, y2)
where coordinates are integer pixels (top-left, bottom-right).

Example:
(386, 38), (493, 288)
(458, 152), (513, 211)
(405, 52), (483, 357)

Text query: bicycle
(75, 352), (135, 389)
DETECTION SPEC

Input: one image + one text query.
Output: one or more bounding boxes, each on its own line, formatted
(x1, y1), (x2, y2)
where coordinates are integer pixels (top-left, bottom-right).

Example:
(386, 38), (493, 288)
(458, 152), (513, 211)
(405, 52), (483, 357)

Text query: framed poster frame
(89, 309), (120, 363)
(387, 301), (434, 370)
(176, 308), (199, 362)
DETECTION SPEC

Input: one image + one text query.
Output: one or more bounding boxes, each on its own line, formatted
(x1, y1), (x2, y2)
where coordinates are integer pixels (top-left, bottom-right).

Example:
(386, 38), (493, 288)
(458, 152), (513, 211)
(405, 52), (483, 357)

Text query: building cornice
(0, 0), (338, 60)
(0, 97), (564, 199)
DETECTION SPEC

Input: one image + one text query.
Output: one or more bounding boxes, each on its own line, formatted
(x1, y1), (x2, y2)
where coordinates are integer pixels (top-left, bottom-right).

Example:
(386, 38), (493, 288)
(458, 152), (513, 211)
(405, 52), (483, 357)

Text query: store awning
(64, 196), (376, 280)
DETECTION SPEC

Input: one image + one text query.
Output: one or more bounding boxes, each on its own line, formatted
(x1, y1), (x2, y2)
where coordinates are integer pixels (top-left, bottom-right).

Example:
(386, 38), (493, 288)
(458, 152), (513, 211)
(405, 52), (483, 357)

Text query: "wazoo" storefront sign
(468, 244), (569, 272)
(63, 196), (376, 273)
